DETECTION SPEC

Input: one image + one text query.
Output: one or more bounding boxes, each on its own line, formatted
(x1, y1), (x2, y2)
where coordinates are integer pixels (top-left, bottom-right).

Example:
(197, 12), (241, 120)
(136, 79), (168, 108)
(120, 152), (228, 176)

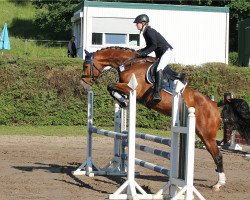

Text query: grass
(0, 1), (35, 26)
(0, 126), (87, 136)
(0, 126), (224, 141)
(0, 125), (169, 137)
(4, 37), (69, 58)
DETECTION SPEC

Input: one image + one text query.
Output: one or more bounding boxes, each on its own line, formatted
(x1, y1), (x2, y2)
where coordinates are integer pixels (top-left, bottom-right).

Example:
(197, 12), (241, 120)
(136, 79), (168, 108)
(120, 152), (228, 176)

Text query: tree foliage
(32, 0), (81, 40)
(227, 0), (250, 50)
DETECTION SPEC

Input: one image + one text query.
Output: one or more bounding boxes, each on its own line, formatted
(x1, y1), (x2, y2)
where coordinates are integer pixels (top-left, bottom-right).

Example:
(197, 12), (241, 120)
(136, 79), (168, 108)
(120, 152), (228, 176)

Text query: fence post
(72, 90), (104, 176)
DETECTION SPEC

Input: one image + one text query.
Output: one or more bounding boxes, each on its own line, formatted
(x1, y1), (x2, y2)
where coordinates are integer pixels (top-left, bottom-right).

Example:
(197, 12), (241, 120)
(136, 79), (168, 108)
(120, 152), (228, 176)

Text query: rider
(134, 14), (173, 102)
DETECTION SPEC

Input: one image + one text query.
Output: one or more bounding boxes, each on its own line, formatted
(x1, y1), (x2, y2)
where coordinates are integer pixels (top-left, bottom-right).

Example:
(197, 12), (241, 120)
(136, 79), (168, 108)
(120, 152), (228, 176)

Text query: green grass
(0, 126), (223, 141)
(0, 126), (87, 136)
(0, 1), (35, 26)
(4, 37), (69, 58)
(0, 125), (170, 137)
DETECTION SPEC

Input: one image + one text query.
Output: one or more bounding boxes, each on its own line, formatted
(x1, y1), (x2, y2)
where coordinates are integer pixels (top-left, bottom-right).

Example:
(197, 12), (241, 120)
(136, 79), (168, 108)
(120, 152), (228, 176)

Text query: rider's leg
(153, 49), (172, 102)
(153, 69), (163, 101)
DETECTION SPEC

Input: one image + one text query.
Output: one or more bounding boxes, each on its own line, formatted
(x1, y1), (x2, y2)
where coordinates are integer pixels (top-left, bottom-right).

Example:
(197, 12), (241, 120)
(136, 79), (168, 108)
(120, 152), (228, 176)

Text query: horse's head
(81, 47), (137, 90)
(81, 50), (102, 90)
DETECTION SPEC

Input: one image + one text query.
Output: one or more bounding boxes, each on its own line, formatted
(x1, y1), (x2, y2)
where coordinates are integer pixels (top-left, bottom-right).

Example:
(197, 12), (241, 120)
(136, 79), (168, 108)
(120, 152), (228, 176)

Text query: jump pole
(72, 90), (127, 176)
(101, 102), (127, 175)
(72, 89), (105, 176)
(110, 74), (161, 200)
(166, 80), (205, 200)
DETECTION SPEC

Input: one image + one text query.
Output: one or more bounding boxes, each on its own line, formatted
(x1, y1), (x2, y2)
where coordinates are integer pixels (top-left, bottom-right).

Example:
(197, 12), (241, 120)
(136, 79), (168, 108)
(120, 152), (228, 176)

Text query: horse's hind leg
(203, 138), (226, 191)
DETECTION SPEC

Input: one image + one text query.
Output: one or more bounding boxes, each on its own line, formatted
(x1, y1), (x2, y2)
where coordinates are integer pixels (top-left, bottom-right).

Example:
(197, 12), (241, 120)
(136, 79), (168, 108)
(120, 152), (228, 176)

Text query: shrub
(229, 52), (238, 66)
(0, 54), (249, 129)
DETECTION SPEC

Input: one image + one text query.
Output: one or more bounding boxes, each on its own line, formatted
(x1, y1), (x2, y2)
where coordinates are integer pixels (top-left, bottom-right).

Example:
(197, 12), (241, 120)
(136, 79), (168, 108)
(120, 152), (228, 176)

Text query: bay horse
(81, 46), (225, 190)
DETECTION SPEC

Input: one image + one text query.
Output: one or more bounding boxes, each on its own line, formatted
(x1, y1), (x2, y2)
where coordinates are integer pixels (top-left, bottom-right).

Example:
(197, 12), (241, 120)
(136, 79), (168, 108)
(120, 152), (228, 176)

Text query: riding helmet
(133, 14), (149, 23)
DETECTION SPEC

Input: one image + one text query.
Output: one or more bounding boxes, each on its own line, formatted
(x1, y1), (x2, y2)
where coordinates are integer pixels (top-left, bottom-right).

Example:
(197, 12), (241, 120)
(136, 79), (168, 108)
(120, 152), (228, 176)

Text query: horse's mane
(96, 46), (136, 53)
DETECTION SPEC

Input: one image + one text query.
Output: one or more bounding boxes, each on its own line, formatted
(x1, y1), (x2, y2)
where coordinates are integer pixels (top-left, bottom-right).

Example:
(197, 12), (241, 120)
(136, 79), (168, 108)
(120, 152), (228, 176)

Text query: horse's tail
(219, 98), (250, 144)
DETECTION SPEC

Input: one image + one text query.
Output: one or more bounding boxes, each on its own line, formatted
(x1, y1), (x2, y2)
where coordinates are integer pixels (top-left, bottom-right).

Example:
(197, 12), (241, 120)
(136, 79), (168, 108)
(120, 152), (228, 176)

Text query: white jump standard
(109, 74), (157, 199)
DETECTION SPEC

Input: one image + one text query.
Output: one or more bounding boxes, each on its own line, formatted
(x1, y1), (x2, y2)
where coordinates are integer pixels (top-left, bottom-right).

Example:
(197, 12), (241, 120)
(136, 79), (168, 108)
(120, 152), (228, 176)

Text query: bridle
(81, 53), (102, 86)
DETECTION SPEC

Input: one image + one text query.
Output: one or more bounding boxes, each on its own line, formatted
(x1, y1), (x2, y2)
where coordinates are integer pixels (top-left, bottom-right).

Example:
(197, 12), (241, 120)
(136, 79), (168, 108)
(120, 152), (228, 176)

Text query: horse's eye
(83, 63), (88, 69)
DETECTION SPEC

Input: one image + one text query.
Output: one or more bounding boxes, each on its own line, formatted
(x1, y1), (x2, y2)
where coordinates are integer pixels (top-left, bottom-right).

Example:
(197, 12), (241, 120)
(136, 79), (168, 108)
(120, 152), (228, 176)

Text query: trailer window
(92, 33), (102, 45)
(91, 32), (140, 47)
(129, 34), (140, 46)
(105, 33), (126, 45)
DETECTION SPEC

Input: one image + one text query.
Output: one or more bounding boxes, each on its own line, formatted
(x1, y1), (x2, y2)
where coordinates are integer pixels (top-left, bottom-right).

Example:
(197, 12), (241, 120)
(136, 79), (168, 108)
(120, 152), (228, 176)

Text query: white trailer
(71, 1), (229, 65)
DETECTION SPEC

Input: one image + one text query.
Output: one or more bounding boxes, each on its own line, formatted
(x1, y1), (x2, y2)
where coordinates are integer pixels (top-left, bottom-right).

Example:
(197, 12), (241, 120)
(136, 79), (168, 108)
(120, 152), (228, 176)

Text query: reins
(118, 57), (155, 72)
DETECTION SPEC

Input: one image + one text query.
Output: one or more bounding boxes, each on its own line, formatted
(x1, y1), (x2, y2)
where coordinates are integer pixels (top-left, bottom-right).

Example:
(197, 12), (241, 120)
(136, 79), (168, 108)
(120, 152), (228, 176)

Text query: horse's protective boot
(111, 91), (129, 108)
(153, 69), (162, 102)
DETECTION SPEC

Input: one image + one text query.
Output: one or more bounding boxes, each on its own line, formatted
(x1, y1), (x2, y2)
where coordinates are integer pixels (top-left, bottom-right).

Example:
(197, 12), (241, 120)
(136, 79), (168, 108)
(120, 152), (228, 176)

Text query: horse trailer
(71, 1), (229, 65)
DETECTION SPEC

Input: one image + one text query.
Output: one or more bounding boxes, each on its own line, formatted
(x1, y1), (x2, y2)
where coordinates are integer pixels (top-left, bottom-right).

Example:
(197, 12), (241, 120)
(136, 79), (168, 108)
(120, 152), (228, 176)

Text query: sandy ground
(0, 135), (249, 200)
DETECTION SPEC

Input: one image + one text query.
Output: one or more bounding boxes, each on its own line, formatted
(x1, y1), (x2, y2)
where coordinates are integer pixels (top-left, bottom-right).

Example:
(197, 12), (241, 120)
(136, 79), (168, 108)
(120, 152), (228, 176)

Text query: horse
(80, 46), (225, 190)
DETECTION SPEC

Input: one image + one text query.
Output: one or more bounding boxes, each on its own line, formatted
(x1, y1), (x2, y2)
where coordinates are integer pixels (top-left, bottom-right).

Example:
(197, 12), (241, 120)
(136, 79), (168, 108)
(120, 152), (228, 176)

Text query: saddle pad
(146, 65), (186, 95)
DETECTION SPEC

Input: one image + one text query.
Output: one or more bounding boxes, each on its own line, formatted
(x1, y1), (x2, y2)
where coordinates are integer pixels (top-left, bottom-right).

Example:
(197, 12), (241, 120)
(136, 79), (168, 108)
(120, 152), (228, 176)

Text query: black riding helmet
(133, 14), (149, 23)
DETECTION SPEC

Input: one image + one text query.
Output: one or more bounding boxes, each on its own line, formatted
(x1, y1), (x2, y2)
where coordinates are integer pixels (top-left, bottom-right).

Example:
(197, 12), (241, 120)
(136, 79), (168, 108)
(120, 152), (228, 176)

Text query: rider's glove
(136, 50), (147, 58)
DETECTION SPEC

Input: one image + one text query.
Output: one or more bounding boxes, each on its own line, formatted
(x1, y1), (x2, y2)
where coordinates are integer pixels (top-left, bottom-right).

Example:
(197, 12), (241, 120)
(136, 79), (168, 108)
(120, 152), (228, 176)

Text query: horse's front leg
(107, 83), (131, 108)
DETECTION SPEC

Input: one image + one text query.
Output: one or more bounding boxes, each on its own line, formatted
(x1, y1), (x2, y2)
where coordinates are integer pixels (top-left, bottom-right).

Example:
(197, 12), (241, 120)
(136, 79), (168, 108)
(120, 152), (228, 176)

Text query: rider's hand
(136, 52), (142, 57)
(136, 50), (146, 58)
(136, 49), (142, 57)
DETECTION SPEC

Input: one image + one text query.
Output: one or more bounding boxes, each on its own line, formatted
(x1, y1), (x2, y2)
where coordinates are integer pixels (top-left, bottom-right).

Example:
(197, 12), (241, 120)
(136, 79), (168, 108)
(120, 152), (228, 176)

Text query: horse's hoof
(212, 172), (226, 191)
(119, 100), (129, 108)
(212, 185), (221, 191)
(212, 179), (226, 191)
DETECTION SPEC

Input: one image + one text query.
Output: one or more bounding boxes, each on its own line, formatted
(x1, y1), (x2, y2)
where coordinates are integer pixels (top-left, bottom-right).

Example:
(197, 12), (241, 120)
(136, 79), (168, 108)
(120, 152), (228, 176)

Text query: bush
(229, 52), (238, 66)
(0, 54), (249, 129)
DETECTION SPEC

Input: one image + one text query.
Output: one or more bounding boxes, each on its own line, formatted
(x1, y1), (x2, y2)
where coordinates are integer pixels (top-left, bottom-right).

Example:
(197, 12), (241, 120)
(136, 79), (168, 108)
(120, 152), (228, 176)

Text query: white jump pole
(85, 89), (95, 176)
(72, 90), (105, 176)
(228, 130), (243, 151)
(110, 74), (158, 200)
(101, 102), (127, 175)
(167, 80), (205, 200)
(169, 80), (182, 197)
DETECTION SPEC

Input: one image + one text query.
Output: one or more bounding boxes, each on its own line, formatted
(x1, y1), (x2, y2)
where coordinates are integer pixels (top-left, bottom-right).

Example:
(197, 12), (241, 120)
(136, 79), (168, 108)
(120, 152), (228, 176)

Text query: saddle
(146, 61), (186, 94)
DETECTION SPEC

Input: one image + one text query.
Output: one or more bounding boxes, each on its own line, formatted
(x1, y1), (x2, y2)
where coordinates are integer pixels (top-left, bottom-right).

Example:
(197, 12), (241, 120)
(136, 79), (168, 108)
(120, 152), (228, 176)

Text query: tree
(32, 0), (81, 40)
(226, 0), (250, 51)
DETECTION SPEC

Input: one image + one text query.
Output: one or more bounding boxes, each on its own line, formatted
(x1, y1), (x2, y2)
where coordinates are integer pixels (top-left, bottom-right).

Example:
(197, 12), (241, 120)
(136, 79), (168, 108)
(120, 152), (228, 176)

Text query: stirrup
(153, 92), (161, 102)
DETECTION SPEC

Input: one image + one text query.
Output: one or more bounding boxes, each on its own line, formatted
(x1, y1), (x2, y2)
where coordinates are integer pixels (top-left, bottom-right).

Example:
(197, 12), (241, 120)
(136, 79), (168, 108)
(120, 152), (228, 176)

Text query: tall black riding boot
(153, 69), (163, 102)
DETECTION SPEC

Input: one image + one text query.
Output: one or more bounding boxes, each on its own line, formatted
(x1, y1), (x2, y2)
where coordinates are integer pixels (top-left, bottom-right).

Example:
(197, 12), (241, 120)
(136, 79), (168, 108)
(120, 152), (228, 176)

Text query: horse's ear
(84, 49), (90, 56)
(85, 49), (94, 58)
